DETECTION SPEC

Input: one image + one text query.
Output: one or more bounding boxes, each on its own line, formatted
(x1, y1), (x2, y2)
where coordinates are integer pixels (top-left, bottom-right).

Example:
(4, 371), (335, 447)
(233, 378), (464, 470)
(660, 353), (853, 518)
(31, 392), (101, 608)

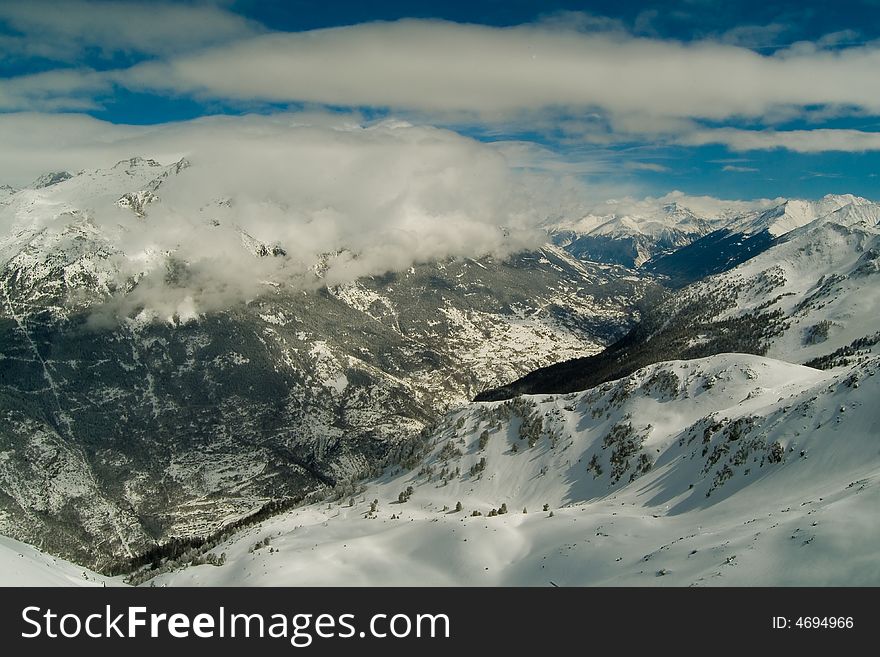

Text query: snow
(141, 353), (880, 587)
(308, 340), (350, 393)
(677, 197), (880, 365)
(0, 535), (118, 587)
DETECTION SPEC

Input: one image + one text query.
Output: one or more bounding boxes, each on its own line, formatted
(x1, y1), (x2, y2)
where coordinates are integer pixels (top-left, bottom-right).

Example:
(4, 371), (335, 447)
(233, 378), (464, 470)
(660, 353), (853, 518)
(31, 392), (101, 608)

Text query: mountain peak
(730, 195), (864, 238)
(821, 193), (870, 206)
(30, 171), (73, 189)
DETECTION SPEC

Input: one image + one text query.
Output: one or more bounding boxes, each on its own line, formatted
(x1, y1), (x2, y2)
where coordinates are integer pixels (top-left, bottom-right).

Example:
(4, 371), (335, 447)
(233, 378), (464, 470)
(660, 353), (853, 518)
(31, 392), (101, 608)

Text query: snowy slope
(142, 353), (880, 587)
(0, 535), (117, 586)
(672, 199), (880, 365)
(644, 194), (875, 287)
(728, 194), (870, 237)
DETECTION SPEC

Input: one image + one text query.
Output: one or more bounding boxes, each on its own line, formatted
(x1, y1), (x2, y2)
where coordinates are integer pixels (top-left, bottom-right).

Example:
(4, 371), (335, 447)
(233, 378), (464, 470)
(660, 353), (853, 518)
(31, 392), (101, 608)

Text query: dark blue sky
(235, 0), (878, 42)
(2, 0), (880, 200)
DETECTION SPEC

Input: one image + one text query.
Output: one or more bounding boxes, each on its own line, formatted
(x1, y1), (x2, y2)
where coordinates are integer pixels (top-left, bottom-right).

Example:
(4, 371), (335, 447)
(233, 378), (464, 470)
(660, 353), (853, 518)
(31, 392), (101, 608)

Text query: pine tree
(455, 501), (463, 512)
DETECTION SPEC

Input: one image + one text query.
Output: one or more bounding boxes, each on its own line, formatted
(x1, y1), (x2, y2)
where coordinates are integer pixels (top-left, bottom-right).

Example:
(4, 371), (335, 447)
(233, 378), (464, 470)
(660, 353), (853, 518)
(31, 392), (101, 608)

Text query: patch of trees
(804, 331), (880, 369)
(469, 457), (487, 477)
(602, 421), (650, 484)
(804, 320), (833, 345)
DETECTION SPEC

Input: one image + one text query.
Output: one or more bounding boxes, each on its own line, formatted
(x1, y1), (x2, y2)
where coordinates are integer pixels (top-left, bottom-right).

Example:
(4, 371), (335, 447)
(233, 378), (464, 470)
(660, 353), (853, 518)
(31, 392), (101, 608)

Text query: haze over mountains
(1, 154), (878, 585)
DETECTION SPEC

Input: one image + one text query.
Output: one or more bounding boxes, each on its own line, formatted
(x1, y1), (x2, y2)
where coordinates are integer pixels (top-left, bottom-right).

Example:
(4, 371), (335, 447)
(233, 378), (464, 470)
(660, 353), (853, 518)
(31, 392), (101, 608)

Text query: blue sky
(2, 0), (880, 199)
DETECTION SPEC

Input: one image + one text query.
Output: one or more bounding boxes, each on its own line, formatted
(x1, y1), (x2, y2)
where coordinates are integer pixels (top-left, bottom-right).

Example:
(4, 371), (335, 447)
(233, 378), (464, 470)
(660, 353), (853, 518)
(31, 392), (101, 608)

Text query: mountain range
(0, 157), (656, 570)
(1, 157), (878, 585)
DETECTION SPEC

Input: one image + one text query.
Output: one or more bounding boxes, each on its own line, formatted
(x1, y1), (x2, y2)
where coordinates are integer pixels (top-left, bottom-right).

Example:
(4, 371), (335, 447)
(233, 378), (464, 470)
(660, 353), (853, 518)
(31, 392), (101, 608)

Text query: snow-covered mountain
(649, 197), (880, 367)
(550, 201), (722, 268)
(137, 352), (880, 586)
(3, 157), (878, 587)
(646, 194), (871, 285)
(547, 195), (780, 268)
(728, 194), (870, 237)
(484, 195), (880, 399)
(548, 193), (871, 287)
(0, 157), (658, 571)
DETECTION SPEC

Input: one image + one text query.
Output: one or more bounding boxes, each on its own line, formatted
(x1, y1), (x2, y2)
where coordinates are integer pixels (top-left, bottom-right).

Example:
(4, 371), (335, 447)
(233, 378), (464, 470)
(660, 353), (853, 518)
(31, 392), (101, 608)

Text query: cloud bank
(1, 113), (576, 322)
(118, 20), (880, 124)
(680, 128), (880, 153)
(0, 0), (262, 60)
(4, 13), (880, 151)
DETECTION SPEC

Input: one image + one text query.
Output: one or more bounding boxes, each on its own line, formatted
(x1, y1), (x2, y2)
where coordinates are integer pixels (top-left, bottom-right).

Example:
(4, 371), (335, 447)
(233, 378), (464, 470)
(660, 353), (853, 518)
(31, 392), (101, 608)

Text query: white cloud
(0, 0), (263, 59)
(5, 14), (880, 152)
(582, 190), (782, 220)
(0, 113), (155, 177)
(0, 112), (572, 319)
(680, 127), (880, 152)
(625, 161), (670, 172)
(717, 23), (791, 49)
(722, 164), (759, 172)
(116, 19), (880, 123)
(0, 68), (110, 111)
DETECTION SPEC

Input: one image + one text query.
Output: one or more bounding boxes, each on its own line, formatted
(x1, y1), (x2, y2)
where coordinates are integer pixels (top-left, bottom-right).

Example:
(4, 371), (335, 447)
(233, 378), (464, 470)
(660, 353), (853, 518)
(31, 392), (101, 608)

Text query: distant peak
(662, 201), (697, 217)
(30, 171), (73, 189)
(112, 156), (162, 169)
(820, 193), (871, 206)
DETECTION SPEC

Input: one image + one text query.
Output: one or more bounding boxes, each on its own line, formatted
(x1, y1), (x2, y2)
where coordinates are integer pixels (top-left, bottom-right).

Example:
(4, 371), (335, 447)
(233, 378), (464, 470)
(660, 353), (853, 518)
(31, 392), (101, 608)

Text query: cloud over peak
(0, 113), (560, 320)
